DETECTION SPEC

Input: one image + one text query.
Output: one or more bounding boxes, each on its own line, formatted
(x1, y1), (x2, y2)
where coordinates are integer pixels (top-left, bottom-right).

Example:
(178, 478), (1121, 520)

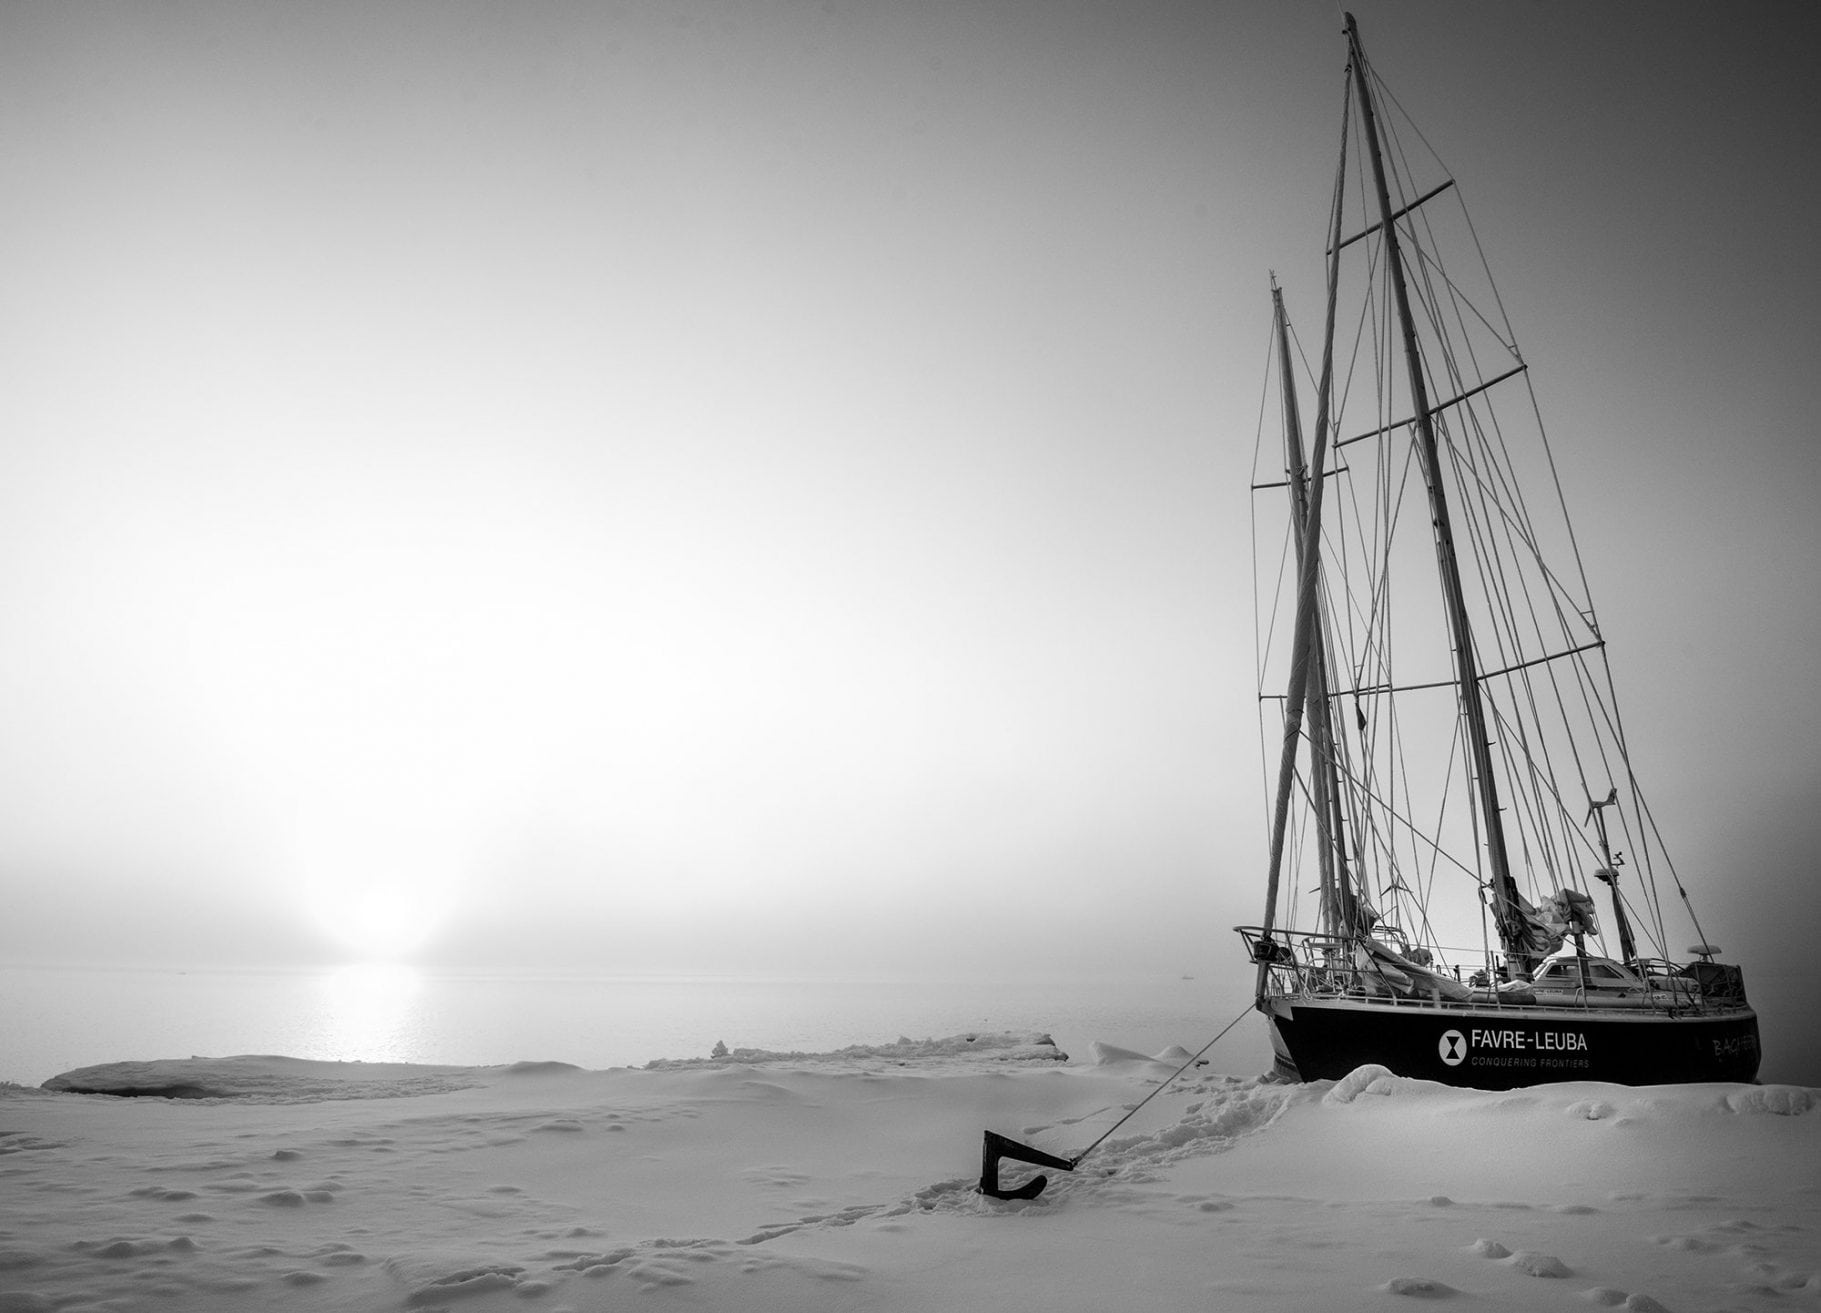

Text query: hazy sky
(3, 1), (1817, 1076)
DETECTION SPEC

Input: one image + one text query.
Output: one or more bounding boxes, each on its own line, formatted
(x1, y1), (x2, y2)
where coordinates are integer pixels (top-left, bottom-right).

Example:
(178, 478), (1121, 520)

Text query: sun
(331, 884), (437, 960)
(294, 814), (467, 963)
(302, 854), (456, 963)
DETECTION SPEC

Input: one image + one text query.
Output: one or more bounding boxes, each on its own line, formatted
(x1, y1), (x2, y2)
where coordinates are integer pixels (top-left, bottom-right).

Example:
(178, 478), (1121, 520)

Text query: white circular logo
(1438, 1030), (1467, 1066)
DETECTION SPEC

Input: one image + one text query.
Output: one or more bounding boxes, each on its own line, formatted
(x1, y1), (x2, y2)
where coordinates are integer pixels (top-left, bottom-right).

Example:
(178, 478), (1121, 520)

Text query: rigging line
(1353, 419), (1421, 712)
(1504, 649), (1587, 898)
(1255, 312), (1353, 495)
(1318, 316), (1398, 892)
(1420, 250), (1552, 574)
(1459, 410), (1629, 934)
(1317, 159), (1381, 717)
(1516, 562), (1624, 778)
(1452, 383), (1581, 681)
(1335, 364), (1528, 450)
(1372, 50), (1507, 459)
(1623, 792), (1672, 951)
(1494, 570), (1661, 939)
(1404, 194), (1514, 485)
(1402, 232), (1523, 365)
(1380, 126), (1602, 697)
(1316, 377), (1372, 689)
(1410, 716), (1465, 953)
(1315, 574), (1367, 933)
(1363, 643), (1468, 930)
(1328, 261), (1401, 873)
(1494, 413), (1657, 932)
(1253, 553), (1296, 836)
(1621, 786), (1679, 958)
(1330, 179), (1456, 254)
(1363, 59), (1423, 239)
(1420, 325), (1595, 903)
(1527, 638), (1660, 948)
(1486, 697), (1603, 870)
(1515, 332), (1600, 625)
(1408, 256), (1519, 460)
(1434, 328), (1589, 679)
(1366, 224), (1401, 653)
(1366, 65), (1458, 229)
(1255, 638), (1607, 702)
(1329, 268), (1398, 703)
(1488, 681), (1579, 905)
(1432, 408), (1539, 776)
(1257, 695), (1309, 860)
(1438, 410), (1618, 851)
(1303, 722), (1485, 885)
(1455, 172), (1524, 368)
(1425, 414), (1600, 625)
(1069, 1002), (1255, 1170)
(1594, 642), (1683, 953)
(1441, 419), (1586, 904)
(1259, 516), (1296, 693)
(1393, 173), (1536, 601)
(1480, 449), (1611, 892)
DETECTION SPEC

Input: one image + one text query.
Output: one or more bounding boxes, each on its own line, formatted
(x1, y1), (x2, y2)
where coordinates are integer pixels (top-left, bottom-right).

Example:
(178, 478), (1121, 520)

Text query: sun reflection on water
(308, 962), (427, 1063)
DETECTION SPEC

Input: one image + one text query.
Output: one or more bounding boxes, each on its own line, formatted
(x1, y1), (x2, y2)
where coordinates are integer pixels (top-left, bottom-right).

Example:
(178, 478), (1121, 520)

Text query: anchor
(978, 1130), (1079, 1201)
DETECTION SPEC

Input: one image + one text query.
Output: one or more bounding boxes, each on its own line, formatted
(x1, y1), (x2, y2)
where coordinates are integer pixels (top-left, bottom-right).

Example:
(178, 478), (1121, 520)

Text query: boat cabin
(1528, 953), (1653, 1005)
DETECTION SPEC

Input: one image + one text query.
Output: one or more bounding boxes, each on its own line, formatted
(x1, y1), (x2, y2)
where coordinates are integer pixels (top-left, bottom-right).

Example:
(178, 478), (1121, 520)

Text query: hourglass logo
(1438, 1030), (1467, 1066)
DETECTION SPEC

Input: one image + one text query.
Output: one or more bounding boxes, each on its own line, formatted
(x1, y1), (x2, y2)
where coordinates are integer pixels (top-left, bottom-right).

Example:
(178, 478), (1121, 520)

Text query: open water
(0, 964), (1271, 1087)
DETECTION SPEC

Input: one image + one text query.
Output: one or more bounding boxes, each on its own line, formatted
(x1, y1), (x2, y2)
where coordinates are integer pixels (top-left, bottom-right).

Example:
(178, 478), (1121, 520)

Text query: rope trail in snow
(912, 1070), (1297, 1215)
(1069, 1002), (1256, 1168)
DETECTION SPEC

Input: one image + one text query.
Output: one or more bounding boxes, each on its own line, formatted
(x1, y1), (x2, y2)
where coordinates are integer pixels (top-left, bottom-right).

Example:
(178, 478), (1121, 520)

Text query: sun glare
(296, 813), (466, 964)
(313, 961), (425, 1063)
(336, 885), (436, 959)
(304, 863), (451, 963)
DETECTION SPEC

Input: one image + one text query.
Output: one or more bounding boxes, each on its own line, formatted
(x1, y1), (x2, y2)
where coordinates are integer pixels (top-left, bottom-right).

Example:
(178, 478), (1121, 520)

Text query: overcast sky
(2, 0), (1816, 1075)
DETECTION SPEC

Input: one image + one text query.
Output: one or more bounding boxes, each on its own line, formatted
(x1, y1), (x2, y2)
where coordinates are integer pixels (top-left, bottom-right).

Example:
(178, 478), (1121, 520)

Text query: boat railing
(1233, 926), (1749, 1016)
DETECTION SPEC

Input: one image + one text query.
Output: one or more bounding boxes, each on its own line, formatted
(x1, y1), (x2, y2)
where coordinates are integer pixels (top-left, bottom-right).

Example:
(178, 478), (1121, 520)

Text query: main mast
(1343, 13), (1530, 965)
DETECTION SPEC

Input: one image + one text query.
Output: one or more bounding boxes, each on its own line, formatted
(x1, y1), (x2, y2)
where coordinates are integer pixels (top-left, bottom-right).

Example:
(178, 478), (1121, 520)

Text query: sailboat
(1237, 15), (1760, 1089)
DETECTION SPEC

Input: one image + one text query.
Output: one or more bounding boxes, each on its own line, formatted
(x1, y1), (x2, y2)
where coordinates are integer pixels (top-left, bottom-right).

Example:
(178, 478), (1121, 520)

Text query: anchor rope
(1069, 1001), (1257, 1168)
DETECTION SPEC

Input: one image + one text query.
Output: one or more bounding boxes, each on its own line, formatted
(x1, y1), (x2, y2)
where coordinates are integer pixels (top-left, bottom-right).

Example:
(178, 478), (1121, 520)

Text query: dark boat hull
(1264, 995), (1761, 1088)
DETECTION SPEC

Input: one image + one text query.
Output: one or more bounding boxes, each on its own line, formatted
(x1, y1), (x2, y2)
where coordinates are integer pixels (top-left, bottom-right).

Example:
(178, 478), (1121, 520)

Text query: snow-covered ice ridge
(3, 1045), (1816, 1311)
(642, 1028), (1070, 1069)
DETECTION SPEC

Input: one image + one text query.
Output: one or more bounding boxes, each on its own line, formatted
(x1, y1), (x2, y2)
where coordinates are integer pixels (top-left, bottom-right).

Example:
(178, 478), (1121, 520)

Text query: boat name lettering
(1468, 1029), (1588, 1053)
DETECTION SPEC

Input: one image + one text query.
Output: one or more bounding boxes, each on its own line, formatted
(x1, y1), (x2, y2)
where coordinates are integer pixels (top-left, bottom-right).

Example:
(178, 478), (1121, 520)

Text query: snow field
(1, 1042), (1815, 1311)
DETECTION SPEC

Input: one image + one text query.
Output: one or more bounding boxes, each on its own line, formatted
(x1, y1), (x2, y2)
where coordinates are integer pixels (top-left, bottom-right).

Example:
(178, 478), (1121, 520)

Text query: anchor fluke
(979, 1130), (1076, 1200)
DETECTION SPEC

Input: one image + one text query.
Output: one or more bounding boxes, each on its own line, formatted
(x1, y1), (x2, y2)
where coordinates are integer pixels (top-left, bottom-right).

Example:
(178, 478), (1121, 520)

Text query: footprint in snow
(1651, 1234), (1724, 1253)
(1507, 1251), (1571, 1278)
(1384, 1276), (1456, 1297)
